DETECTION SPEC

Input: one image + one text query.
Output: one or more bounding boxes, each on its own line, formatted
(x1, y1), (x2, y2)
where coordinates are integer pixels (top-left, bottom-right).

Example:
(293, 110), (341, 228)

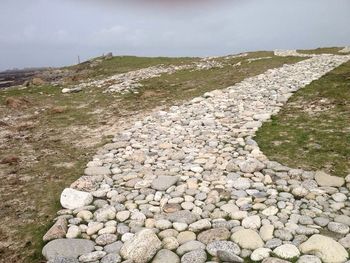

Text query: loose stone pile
(73, 59), (224, 94)
(45, 54), (350, 263)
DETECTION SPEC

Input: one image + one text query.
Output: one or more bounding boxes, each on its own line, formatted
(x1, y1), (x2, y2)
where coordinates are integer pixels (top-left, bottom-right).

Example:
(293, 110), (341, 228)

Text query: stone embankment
(46, 54), (350, 263)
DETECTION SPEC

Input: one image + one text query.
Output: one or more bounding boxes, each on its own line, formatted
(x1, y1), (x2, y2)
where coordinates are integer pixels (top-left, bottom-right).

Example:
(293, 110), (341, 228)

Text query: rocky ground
(41, 53), (350, 263)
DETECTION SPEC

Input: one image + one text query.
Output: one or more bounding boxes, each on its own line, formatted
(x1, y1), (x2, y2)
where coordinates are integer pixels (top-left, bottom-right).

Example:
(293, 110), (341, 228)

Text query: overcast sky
(0, 0), (349, 70)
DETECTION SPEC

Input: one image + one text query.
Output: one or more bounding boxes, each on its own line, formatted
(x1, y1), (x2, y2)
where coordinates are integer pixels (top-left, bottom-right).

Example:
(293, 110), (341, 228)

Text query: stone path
(44, 54), (350, 263)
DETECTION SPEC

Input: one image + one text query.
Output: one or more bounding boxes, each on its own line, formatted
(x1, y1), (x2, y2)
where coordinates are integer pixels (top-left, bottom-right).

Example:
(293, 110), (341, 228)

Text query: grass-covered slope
(256, 60), (350, 177)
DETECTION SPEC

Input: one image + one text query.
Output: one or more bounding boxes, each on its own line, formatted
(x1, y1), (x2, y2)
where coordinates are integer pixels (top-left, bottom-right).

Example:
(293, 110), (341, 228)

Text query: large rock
(42, 239), (95, 260)
(152, 249), (180, 263)
(231, 229), (264, 250)
(151, 176), (179, 191)
(120, 229), (162, 263)
(315, 171), (345, 187)
(60, 188), (93, 210)
(299, 234), (348, 263)
(43, 218), (68, 241)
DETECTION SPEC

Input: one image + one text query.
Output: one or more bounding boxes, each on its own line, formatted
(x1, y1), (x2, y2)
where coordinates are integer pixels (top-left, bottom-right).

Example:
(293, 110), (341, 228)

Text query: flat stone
(273, 244), (300, 259)
(60, 188), (93, 210)
(79, 251), (106, 262)
(220, 203), (239, 214)
(51, 256), (79, 263)
(167, 210), (199, 224)
(163, 203), (182, 213)
(262, 258), (290, 263)
(181, 249), (207, 263)
(94, 206), (116, 222)
(95, 234), (118, 246)
(43, 218), (68, 241)
(315, 171), (345, 187)
(42, 239), (95, 260)
(332, 193), (347, 202)
(328, 222), (350, 235)
(299, 234), (348, 263)
(335, 215), (350, 226)
(155, 219), (172, 230)
(231, 229), (264, 250)
(232, 178), (251, 190)
(120, 229), (162, 263)
(189, 219), (211, 232)
(239, 158), (264, 173)
(206, 240), (241, 257)
(100, 253), (122, 263)
(116, 211), (130, 222)
(217, 250), (244, 262)
(197, 228), (230, 244)
(265, 238), (282, 249)
(339, 235), (350, 249)
(274, 229), (293, 241)
(251, 248), (271, 261)
(151, 176), (179, 191)
(104, 241), (123, 254)
(260, 224), (274, 241)
(262, 206), (278, 216)
(314, 217), (329, 227)
(296, 255), (322, 263)
(176, 240), (206, 256)
(162, 236), (179, 250)
(242, 215), (261, 229)
(177, 231), (196, 245)
(66, 225), (80, 239)
(152, 249), (179, 263)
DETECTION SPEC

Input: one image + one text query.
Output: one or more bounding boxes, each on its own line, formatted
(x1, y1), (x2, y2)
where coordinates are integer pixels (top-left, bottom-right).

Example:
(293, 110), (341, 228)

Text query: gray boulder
(42, 239), (95, 260)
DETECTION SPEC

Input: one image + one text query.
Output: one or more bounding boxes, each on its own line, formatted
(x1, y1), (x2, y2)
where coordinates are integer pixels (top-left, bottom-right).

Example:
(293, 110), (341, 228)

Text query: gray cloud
(0, 0), (350, 70)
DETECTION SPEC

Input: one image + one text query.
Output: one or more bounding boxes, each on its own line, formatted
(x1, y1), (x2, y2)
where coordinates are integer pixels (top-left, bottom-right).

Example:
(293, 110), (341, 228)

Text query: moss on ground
(256, 60), (350, 177)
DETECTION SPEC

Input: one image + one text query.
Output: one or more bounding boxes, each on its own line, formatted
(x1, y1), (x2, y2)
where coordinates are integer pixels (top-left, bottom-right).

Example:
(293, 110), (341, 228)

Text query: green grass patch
(297, 47), (345, 55)
(256, 60), (350, 177)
